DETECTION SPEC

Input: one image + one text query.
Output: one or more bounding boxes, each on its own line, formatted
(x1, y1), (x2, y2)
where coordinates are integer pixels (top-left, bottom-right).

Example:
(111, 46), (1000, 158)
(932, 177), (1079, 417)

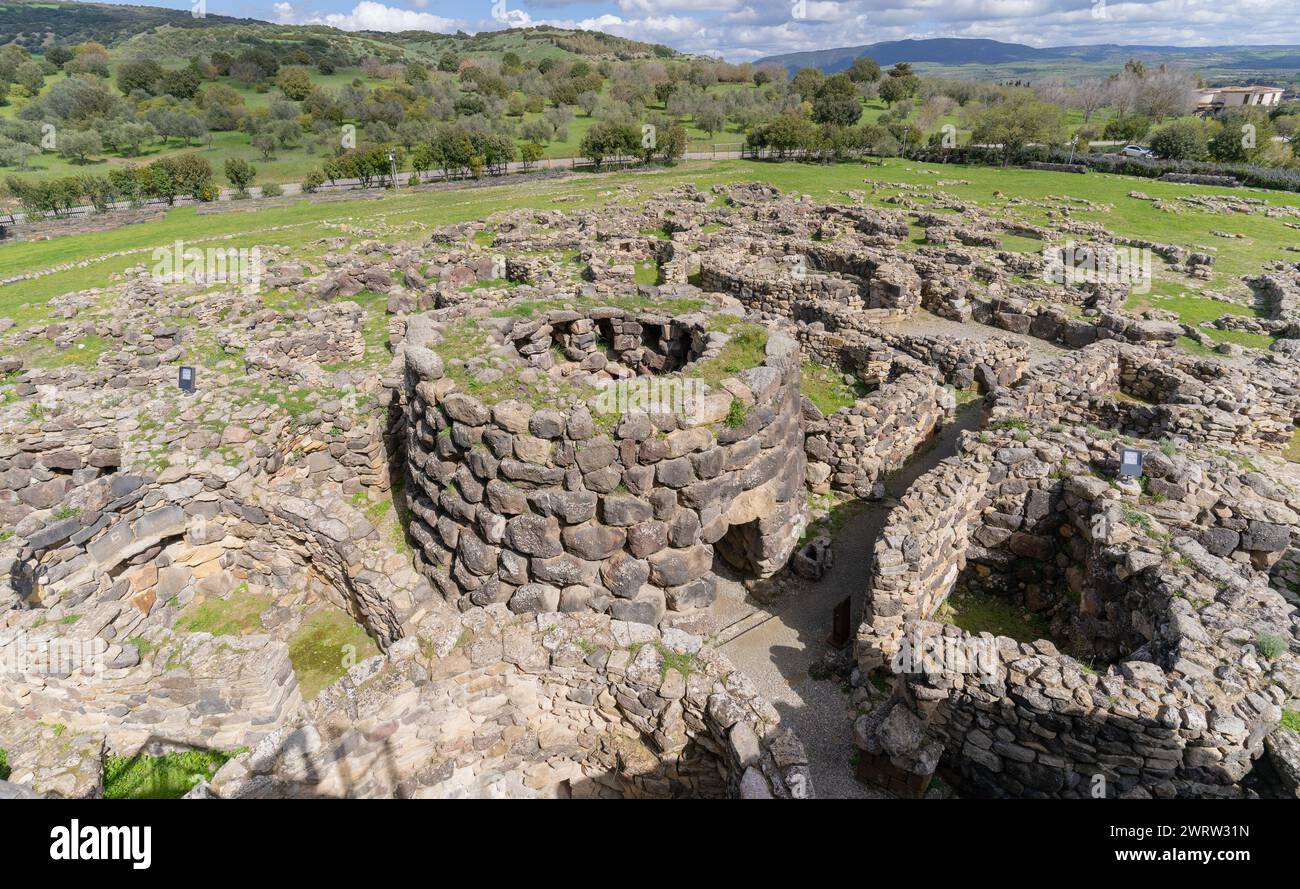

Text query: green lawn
(4, 156), (1297, 344)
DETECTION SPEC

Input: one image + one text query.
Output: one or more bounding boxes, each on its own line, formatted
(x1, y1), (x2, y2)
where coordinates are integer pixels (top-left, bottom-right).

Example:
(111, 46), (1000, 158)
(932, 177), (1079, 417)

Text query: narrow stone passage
(717, 401), (986, 797)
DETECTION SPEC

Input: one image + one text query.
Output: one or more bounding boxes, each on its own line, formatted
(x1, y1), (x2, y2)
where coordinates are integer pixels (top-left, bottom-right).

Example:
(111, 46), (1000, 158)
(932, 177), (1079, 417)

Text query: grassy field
(3, 156), (1297, 345)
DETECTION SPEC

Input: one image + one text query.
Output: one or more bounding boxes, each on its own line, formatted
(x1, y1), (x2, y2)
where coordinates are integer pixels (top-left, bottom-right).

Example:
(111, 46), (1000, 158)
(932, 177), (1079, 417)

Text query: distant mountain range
(756, 38), (1300, 82)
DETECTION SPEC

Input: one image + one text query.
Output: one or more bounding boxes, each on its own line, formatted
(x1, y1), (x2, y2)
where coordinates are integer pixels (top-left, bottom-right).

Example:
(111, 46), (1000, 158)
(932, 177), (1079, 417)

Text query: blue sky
(110, 0), (1300, 61)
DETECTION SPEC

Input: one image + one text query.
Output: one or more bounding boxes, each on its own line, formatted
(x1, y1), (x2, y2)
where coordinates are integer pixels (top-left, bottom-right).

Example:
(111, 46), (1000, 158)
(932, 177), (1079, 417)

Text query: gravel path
(717, 402), (985, 798)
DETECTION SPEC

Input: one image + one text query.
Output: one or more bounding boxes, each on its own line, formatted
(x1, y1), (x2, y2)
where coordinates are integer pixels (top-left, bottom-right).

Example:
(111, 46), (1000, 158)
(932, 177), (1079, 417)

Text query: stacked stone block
(402, 311), (808, 626)
(203, 608), (813, 800)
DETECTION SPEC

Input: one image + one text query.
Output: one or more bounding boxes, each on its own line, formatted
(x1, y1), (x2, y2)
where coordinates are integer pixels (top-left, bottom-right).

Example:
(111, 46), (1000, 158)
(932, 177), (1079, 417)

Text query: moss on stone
(175, 587), (273, 636)
(288, 609), (381, 701)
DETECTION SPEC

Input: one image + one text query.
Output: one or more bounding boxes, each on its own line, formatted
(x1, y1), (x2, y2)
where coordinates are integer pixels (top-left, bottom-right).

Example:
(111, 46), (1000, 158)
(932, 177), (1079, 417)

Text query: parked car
(1120, 145), (1155, 158)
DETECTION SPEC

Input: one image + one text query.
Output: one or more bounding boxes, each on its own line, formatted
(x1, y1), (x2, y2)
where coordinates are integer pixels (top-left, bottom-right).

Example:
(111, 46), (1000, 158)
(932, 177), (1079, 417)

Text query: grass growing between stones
(1127, 289), (1276, 350)
(1282, 710), (1300, 733)
(634, 259), (661, 286)
(936, 589), (1051, 644)
(487, 293), (705, 318)
(11, 334), (111, 371)
(441, 293), (730, 412)
(355, 478), (414, 557)
(175, 586), (273, 637)
(658, 645), (699, 679)
(321, 289), (393, 372)
(689, 318), (768, 389)
(0, 747), (8, 781)
(7, 157), (1300, 329)
(1111, 389), (1160, 406)
(1285, 428), (1300, 465)
(461, 277), (518, 292)
(287, 609), (380, 702)
(801, 361), (868, 415)
(1176, 336), (1221, 358)
(102, 749), (236, 800)
(801, 494), (866, 546)
(436, 318), (594, 410)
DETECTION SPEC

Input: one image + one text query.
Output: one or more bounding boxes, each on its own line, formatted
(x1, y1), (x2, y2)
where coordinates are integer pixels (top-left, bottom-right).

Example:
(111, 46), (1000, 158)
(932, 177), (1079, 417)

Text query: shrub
(1103, 113), (1151, 143)
(302, 169), (325, 193)
(1149, 120), (1208, 160)
(223, 156), (256, 194)
(725, 398), (749, 428)
(1257, 633), (1287, 661)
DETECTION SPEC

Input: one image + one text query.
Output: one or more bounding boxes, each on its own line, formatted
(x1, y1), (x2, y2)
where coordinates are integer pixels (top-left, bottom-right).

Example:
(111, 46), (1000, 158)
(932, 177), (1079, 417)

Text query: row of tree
(746, 111), (922, 160)
(5, 153), (214, 216)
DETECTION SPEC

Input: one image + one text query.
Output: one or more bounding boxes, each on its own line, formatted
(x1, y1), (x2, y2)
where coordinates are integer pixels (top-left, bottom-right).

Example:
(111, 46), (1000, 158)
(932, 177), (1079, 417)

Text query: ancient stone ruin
(400, 296), (808, 626)
(2, 179), (1298, 800)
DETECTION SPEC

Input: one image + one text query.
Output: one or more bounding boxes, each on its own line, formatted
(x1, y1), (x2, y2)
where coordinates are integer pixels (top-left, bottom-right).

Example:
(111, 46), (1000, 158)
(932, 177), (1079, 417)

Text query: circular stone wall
(400, 298), (808, 626)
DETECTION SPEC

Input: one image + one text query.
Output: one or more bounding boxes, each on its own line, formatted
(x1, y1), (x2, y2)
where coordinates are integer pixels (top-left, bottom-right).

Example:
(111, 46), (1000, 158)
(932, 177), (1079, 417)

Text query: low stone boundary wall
(1025, 162), (1088, 174)
(1161, 172), (1239, 187)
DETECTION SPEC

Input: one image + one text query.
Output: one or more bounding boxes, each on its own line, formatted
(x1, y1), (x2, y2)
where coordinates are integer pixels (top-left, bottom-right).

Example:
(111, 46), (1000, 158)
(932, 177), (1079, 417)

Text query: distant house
(1195, 85), (1285, 115)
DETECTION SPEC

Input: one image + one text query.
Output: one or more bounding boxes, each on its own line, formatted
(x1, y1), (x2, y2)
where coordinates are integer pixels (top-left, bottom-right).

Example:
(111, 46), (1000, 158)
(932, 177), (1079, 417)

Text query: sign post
(1118, 447), (1143, 478)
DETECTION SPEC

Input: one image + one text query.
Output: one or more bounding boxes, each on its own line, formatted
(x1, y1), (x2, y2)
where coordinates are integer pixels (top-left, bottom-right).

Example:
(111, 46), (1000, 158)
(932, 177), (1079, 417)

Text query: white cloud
(299, 1), (465, 32)
(269, 0), (1300, 60)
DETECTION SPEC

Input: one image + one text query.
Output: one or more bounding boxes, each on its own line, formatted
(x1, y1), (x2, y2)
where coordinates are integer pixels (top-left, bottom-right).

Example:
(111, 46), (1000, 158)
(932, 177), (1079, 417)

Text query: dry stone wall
(990, 342), (1298, 452)
(401, 304), (808, 626)
(201, 607), (812, 799)
(854, 411), (1300, 798)
(857, 457), (990, 670)
(805, 373), (953, 499)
